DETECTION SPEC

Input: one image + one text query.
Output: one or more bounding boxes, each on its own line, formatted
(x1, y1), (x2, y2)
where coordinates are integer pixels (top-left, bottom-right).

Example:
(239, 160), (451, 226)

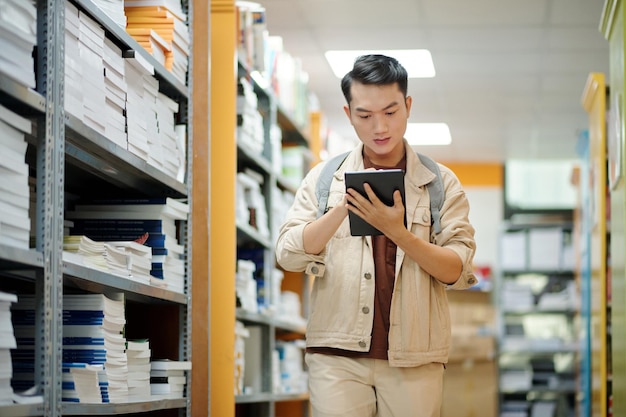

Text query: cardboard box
(442, 360), (497, 417)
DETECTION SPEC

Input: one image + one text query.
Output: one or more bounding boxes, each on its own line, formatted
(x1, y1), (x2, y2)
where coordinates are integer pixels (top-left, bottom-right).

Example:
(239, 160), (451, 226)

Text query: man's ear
(343, 104), (351, 120)
(405, 96), (413, 116)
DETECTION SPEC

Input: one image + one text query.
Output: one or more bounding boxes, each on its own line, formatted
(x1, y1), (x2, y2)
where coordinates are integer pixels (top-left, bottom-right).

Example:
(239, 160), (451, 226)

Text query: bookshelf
(0, 0), (201, 416)
(233, 54), (312, 417)
(579, 72), (610, 417)
(496, 220), (580, 417)
(600, 3), (625, 416)
(208, 2), (315, 416)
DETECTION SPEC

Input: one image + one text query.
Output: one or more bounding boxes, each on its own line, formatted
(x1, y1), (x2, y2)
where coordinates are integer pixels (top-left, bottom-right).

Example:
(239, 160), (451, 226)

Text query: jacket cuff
(306, 262), (325, 277)
(444, 246), (477, 290)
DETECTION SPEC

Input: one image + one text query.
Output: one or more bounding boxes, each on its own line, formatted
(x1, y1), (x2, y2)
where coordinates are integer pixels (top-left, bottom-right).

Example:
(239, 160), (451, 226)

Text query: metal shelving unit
(496, 220), (579, 417)
(235, 55), (310, 417)
(0, 0), (193, 415)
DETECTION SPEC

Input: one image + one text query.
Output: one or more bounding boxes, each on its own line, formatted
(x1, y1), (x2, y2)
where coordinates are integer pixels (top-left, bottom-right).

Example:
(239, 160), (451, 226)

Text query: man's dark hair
(340, 54), (409, 105)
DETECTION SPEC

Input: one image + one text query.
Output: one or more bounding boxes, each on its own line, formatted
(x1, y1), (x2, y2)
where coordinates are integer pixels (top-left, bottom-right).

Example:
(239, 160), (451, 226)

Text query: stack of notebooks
(65, 1), (108, 136)
(0, 0), (37, 88)
(126, 339), (151, 401)
(124, 49), (158, 162)
(103, 37), (128, 148)
(65, 198), (189, 293)
(236, 77), (265, 156)
(9, 296), (36, 397)
(124, 0), (190, 84)
(0, 105), (32, 249)
(149, 92), (181, 178)
(150, 359), (190, 400)
(62, 363), (104, 404)
(63, 235), (153, 285)
(0, 291), (18, 405)
(62, 293), (128, 403)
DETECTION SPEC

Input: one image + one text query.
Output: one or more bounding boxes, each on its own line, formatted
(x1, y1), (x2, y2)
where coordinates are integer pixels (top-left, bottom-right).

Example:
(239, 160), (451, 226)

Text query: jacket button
(422, 213), (429, 222)
(364, 272), (372, 280)
(359, 341), (366, 348)
(362, 306), (370, 314)
(311, 266), (319, 275)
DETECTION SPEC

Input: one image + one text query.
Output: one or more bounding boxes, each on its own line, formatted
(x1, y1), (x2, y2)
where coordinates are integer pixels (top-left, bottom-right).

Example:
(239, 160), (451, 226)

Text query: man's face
(344, 81), (412, 165)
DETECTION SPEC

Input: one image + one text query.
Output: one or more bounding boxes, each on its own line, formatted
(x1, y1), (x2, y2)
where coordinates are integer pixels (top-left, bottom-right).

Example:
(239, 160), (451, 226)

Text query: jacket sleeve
(275, 164), (327, 276)
(433, 167), (478, 290)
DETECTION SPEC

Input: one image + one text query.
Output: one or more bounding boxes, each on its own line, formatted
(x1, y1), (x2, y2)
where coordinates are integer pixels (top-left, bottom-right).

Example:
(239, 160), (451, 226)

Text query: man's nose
(373, 115), (388, 134)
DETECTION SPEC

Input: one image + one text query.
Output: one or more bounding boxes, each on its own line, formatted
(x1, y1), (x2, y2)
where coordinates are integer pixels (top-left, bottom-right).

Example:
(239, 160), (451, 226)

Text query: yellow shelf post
(211, 1), (237, 417)
(582, 72), (608, 417)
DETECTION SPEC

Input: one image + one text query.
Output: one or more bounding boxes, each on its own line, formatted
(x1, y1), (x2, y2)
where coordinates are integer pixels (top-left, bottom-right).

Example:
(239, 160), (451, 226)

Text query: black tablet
(344, 169), (406, 236)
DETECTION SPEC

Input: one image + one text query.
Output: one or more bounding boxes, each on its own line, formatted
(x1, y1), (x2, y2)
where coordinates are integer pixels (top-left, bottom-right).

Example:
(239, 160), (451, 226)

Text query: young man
(275, 54), (477, 417)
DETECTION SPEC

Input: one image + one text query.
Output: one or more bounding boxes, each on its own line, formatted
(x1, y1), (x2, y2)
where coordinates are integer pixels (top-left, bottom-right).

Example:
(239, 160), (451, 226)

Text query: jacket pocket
(408, 206), (432, 241)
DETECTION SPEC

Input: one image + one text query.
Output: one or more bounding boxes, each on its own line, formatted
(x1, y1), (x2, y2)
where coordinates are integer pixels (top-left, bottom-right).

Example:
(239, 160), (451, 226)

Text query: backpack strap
(316, 151), (349, 218)
(417, 153), (444, 234)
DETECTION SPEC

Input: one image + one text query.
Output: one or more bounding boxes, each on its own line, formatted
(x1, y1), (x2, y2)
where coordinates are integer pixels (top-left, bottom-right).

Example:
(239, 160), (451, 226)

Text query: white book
(0, 119), (28, 154)
(150, 360), (191, 371)
(0, 233), (28, 249)
(150, 382), (184, 394)
(0, 104), (32, 133)
(0, 146), (27, 175)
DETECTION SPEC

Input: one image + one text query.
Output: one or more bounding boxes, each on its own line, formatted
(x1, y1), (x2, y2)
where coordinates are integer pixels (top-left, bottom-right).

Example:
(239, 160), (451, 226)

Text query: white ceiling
(258, 0), (610, 162)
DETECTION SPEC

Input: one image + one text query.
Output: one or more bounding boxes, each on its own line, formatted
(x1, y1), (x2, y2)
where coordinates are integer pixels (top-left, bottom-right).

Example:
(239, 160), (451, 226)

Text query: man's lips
(373, 137), (391, 144)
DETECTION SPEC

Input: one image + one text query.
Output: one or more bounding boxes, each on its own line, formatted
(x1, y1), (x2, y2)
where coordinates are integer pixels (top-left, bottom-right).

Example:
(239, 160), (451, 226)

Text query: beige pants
(305, 353), (444, 417)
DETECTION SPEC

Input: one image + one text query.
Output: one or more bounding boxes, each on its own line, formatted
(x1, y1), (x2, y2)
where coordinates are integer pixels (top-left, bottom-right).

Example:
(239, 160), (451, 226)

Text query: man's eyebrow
(354, 102), (400, 112)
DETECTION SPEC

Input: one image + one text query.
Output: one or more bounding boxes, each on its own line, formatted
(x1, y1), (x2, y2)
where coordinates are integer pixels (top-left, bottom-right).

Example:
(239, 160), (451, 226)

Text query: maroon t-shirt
(307, 152), (407, 360)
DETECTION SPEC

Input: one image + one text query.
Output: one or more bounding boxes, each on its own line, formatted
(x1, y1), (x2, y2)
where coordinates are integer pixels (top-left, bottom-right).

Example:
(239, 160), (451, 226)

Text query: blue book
(70, 218), (168, 231)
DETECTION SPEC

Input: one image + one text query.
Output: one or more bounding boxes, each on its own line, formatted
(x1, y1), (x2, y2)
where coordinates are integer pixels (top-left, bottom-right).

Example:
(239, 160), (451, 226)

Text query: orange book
(127, 22), (174, 28)
(126, 16), (175, 24)
(124, 1), (185, 20)
(126, 27), (153, 35)
(126, 28), (174, 42)
(125, 9), (171, 18)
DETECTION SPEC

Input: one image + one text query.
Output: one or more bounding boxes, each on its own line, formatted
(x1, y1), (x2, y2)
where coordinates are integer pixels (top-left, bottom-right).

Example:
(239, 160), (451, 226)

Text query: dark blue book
(70, 218), (167, 232)
(63, 337), (105, 345)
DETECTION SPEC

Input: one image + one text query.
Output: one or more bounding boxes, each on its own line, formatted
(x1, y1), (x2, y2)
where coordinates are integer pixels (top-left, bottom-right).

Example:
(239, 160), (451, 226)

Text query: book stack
(124, 50), (157, 162)
(149, 92), (181, 178)
(103, 37), (128, 148)
(0, 105), (32, 249)
(63, 235), (109, 272)
(124, 0), (190, 84)
(62, 363), (104, 403)
(126, 339), (151, 401)
(111, 240), (153, 284)
(126, 26), (170, 68)
(236, 77), (264, 156)
(9, 296), (35, 396)
(0, 292), (18, 405)
(62, 293), (128, 403)
(236, 170), (270, 238)
(0, 0), (36, 88)
(236, 1), (266, 73)
(66, 198), (189, 293)
(77, 5), (107, 135)
(65, 1), (85, 120)
(150, 359), (190, 400)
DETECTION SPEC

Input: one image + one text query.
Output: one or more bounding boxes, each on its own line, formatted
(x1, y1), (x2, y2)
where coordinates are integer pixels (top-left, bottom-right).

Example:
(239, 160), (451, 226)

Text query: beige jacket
(275, 141), (477, 367)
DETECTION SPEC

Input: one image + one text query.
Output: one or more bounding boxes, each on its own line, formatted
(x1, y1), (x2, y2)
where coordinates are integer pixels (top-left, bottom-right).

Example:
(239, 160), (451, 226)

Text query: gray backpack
(315, 151), (445, 234)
